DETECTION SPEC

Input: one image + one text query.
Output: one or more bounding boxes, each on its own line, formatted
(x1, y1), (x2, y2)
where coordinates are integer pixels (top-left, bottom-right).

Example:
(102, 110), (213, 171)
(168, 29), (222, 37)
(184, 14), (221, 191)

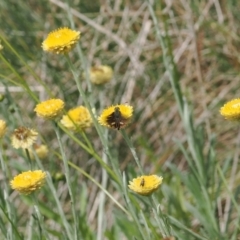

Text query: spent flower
(128, 175), (163, 196)
(42, 27), (80, 54)
(11, 127), (38, 149)
(10, 170), (46, 195)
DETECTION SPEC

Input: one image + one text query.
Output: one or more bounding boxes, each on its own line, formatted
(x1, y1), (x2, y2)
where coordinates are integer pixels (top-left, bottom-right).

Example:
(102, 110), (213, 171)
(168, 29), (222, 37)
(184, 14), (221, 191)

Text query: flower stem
(31, 194), (50, 239)
(68, 161), (130, 216)
(53, 121), (78, 240)
(121, 130), (144, 174)
(0, 142), (13, 238)
(32, 146), (76, 239)
(25, 148), (33, 170)
(65, 54), (123, 183)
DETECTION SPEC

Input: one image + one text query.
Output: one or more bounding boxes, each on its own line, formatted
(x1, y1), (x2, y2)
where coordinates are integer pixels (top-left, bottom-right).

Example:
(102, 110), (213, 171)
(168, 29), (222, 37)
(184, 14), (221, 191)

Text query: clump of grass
(0, 0), (240, 239)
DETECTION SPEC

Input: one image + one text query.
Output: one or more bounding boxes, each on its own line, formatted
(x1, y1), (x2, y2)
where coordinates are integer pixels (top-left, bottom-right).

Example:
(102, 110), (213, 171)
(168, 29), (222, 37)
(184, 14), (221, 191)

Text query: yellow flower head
(89, 65), (113, 85)
(98, 104), (133, 130)
(52, 172), (65, 182)
(11, 127), (38, 149)
(220, 98), (240, 121)
(34, 99), (65, 120)
(42, 27), (80, 54)
(28, 144), (49, 160)
(128, 175), (163, 196)
(60, 106), (92, 131)
(10, 170), (46, 195)
(0, 119), (7, 138)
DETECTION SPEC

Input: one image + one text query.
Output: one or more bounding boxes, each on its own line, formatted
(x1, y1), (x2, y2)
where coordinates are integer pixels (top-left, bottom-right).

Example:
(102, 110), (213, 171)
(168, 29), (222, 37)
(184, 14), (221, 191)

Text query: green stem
(53, 122), (78, 240)
(0, 142), (13, 239)
(68, 161), (130, 216)
(151, 194), (171, 236)
(32, 151), (73, 239)
(0, 53), (38, 103)
(79, 129), (95, 152)
(0, 35), (52, 97)
(122, 172), (149, 240)
(65, 54), (122, 184)
(147, 0), (183, 117)
(217, 164), (240, 216)
(31, 194), (50, 240)
(121, 130), (144, 175)
(60, 125), (119, 183)
(97, 148), (108, 240)
(25, 149), (33, 170)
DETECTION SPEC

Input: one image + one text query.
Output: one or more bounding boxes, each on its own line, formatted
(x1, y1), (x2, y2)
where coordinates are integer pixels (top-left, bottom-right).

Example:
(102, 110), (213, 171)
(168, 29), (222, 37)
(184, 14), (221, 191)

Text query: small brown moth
(106, 107), (128, 130)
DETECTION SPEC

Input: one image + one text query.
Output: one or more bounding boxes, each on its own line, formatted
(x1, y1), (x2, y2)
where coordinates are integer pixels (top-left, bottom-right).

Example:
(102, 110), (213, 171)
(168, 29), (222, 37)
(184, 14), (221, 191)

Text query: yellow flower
(52, 172), (65, 182)
(10, 170), (46, 195)
(42, 27), (80, 54)
(34, 99), (64, 120)
(0, 94), (5, 102)
(60, 106), (92, 131)
(0, 119), (7, 138)
(128, 175), (163, 196)
(98, 104), (133, 130)
(28, 144), (49, 160)
(88, 65), (113, 85)
(220, 98), (240, 121)
(11, 127), (38, 149)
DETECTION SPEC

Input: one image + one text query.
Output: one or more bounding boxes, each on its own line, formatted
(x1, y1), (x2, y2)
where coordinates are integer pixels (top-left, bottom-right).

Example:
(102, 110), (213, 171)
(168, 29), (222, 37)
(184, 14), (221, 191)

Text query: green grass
(0, 0), (240, 239)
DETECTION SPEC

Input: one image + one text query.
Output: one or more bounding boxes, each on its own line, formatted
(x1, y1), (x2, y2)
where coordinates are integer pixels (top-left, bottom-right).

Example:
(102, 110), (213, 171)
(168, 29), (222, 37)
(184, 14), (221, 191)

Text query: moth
(106, 107), (128, 130)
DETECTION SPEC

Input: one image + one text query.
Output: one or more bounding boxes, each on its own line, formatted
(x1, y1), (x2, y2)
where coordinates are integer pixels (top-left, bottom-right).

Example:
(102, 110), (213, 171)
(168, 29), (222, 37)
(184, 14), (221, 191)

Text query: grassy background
(1, 0), (240, 239)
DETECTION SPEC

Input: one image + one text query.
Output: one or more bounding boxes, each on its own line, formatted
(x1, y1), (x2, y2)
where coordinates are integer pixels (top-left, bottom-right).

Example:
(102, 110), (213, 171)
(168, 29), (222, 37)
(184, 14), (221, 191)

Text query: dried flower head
(128, 175), (163, 196)
(28, 144), (49, 160)
(88, 65), (113, 85)
(11, 127), (38, 149)
(34, 99), (64, 120)
(220, 98), (240, 121)
(98, 104), (133, 130)
(10, 170), (46, 195)
(0, 119), (7, 138)
(42, 27), (80, 54)
(60, 106), (92, 131)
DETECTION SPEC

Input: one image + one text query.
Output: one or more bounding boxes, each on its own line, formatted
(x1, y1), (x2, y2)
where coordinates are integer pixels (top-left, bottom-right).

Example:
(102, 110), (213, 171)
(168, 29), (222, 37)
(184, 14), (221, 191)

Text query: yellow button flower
(10, 170), (46, 195)
(60, 106), (92, 131)
(28, 144), (49, 160)
(88, 65), (113, 85)
(34, 99), (65, 120)
(98, 104), (133, 130)
(0, 41), (3, 51)
(0, 119), (7, 138)
(11, 127), (38, 149)
(128, 175), (163, 196)
(220, 98), (240, 121)
(42, 27), (80, 54)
